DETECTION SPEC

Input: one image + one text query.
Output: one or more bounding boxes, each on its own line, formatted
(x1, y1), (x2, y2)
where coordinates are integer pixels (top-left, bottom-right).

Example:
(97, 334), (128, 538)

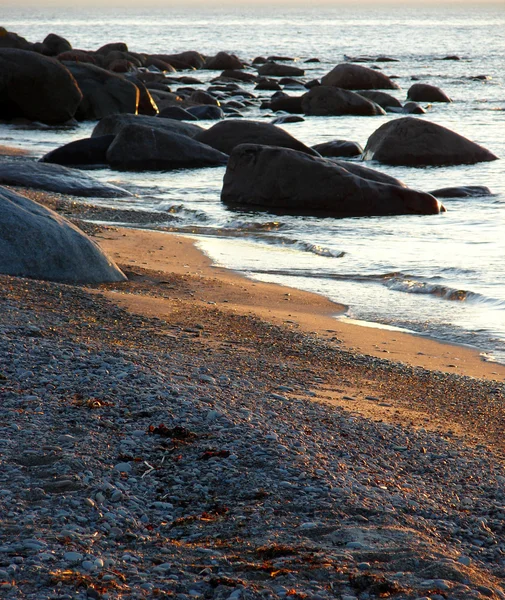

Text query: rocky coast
(1, 190), (505, 600)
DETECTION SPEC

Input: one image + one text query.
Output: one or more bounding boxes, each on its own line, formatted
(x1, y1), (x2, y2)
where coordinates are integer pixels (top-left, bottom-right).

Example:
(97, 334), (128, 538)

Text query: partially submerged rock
(363, 117), (498, 166)
(321, 63), (400, 90)
(429, 185), (492, 198)
(106, 124), (229, 170)
(301, 86), (385, 116)
(195, 119), (319, 156)
(312, 140), (363, 158)
(221, 144), (442, 216)
(92, 113), (204, 139)
(0, 185), (126, 283)
(407, 83), (452, 103)
(0, 160), (131, 197)
(0, 48), (82, 124)
(40, 135), (115, 167)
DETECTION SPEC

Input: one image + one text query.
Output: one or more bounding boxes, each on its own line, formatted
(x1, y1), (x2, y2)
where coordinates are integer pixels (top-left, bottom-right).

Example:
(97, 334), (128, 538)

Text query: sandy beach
(2, 191), (505, 598)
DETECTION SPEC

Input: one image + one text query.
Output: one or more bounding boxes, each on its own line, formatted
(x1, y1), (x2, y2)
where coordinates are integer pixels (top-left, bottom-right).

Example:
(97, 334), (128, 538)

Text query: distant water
(2, 5), (505, 364)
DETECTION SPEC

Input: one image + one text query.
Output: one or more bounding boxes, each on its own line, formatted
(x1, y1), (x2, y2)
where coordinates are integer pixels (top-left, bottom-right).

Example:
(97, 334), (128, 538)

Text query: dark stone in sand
(106, 123), (229, 171)
(363, 117), (498, 166)
(357, 90), (402, 109)
(63, 62), (138, 120)
(204, 52), (244, 70)
(221, 144), (442, 216)
(195, 119), (319, 157)
(0, 185), (126, 284)
(0, 49), (82, 124)
(301, 86), (385, 116)
(407, 83), (452, 103)
(42, 33), (72, 56)
(428, 186), (492, 198)
(186, 105), (225, 120)
(257, 62), (305, 77)
(321, 63), (400, 90)
(92, 113), (204, 139)
(271, 115), (305, 124)
(312, 140), (363, 158)
(0, 160), (131, 197)
(40, 135), (115, 167)
(158, 106), (199, 121)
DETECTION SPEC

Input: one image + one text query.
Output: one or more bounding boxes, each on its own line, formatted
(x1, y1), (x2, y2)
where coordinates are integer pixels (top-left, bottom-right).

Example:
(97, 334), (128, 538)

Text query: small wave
(227, 220), (286, 232)
(162, 203), (210, 222)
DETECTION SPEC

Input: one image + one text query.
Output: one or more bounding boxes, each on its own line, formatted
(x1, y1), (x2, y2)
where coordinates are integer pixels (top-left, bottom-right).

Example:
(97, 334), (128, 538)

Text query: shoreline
(94, 226), (505, 382)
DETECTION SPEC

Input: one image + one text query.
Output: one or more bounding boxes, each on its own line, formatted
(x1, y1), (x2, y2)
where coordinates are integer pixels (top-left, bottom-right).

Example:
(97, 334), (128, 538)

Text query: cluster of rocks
(1, 272), (505, 599)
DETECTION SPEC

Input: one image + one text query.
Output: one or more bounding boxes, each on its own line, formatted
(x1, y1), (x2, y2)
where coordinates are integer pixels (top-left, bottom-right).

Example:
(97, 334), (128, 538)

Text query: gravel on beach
(1, 256), (505, 600)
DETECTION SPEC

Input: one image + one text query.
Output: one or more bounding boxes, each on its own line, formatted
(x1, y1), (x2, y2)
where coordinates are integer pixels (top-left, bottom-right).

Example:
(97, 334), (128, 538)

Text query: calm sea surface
(2, 5), (505, 363)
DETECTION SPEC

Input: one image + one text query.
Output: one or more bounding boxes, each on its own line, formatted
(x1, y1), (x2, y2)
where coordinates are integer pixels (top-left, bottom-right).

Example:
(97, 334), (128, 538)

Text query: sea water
(2, 4), (504, 363)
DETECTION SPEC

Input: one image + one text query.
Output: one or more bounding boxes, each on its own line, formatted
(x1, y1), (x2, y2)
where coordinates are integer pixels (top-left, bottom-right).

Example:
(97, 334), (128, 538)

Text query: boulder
(106, 124), (229, 170)
(195, 119), (319, 156)
(221, 144), (442, 216)
(0, 49), (82, 124)
(402, 101), (426, 114)
(186, 105), (224, 120)
(40, 135), (115, 166)
(0, 28), (32, 51)
(301, 86), (385, 116)
(330, 160), (406, 187)
(257, 62), (305, 77)
(312, 140), (363, 158)
(428, 185), (492, 198)
(151, 51), (205, 69)
(407, 83), (452, 103)
(220, 69), (256, 82)
(143, 56), (177, 72)
(189, 90), (220, 106)
(0, 160), (131, 197)
(357, 90), (402, 109)
(269, 94), (304, 114)
(271, 115), (305, 125)
(0, 186), (126, 284)
(363, 117), (498, 166)
(42, 33), (72, 56)
(255, 78), (282, 91)
(92, 113), (204, 139)
(63, 62), (139, 120)
(158, 105), (199, 121)
(321, 63), (400, 90)
(204, 52), (244, 70)
(96, 42), (128, 55)
(124, 74), (158, 116)
(57, 49), (98, 65)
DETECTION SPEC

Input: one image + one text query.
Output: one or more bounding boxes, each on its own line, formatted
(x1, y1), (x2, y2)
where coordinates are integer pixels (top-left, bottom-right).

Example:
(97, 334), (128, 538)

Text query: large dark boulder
(106, 124), (228, 171)
(257, 62), (304, 77)
(0, 160), (131, 197)
(0, 186), (126, 284)
(92, 113), (204, 139)
(158, 105), (199, 121)
(301, 86), (385, 116)
(268, 94), (304, 114)
(312, 140), (363, 158)
(204, 52), (244, 70)
(321, 63), (400, 90)
(357, 90), (402, 109)
(40, 135), (115, 167)
(195, 119), (319, 156)
(221, 144), (442, 216)
(330, 160), (406, 187)
(428, 185), (492, 198)
(0, 28), (32, 51)
(124, 74), (158, 116)
(363, 117), (498, 166)
(186, 105), (224, 120)
(151, 51), (205, 70)
(0, 49), (82, 124)
(63, 62), (138, 120)
(42, 33), (72, 56)
(407, 83), (452, 103)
